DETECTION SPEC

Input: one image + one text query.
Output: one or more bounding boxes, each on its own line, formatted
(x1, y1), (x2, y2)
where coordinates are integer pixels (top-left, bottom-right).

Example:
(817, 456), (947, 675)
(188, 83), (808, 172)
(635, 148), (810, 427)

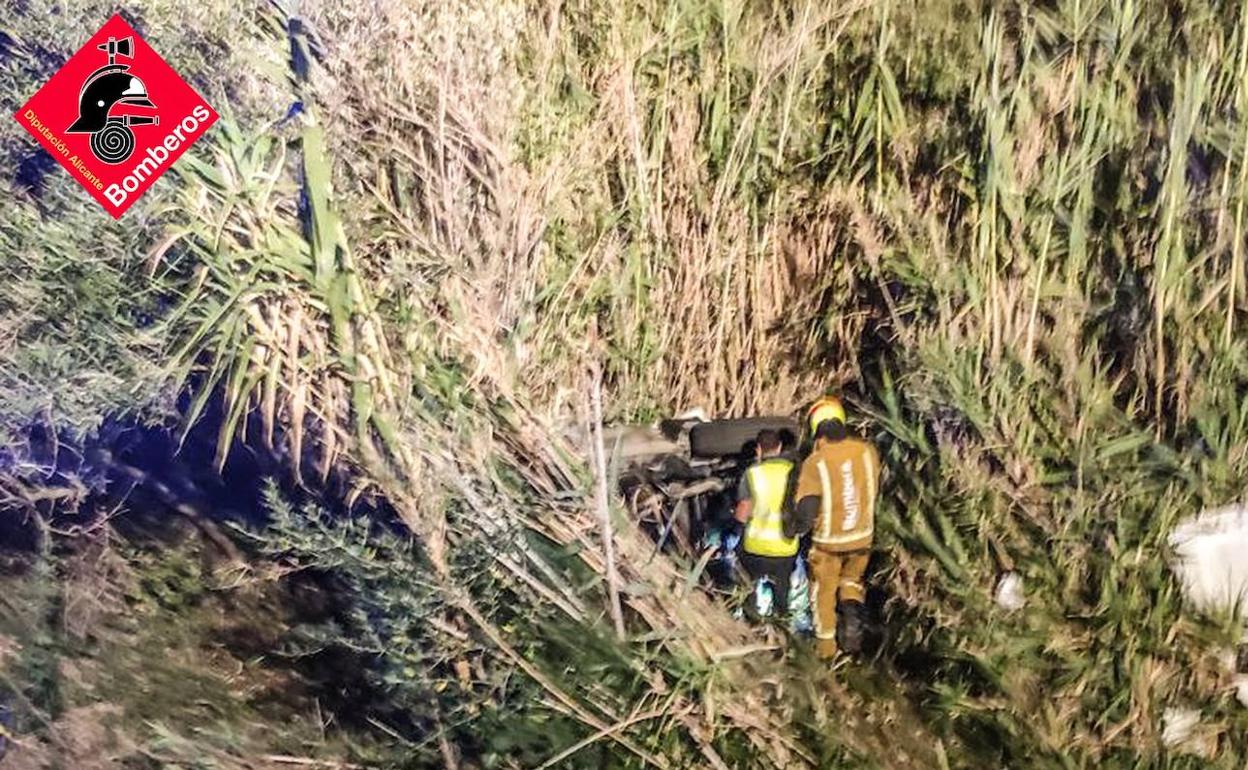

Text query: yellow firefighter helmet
(807, 395), (846, 433)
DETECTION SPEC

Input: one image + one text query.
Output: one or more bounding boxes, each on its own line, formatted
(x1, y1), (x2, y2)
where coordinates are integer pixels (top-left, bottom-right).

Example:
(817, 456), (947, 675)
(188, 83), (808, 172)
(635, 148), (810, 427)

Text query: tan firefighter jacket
(793, 437), (880, 552)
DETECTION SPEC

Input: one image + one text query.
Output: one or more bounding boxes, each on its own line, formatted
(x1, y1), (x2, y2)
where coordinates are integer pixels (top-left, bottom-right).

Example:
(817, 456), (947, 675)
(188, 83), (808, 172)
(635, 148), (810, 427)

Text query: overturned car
(606, 414), (800, 553)
(604, 414), (824, 632)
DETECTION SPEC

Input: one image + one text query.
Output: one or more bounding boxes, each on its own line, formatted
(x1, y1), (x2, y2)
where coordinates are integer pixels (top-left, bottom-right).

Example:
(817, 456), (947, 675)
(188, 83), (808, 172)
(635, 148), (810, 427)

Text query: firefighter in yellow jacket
(789, 396), (880, 659)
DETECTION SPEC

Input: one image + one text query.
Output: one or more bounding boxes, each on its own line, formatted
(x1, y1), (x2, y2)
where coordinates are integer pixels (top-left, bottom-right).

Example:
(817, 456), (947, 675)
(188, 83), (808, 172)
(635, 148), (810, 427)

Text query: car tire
(688, 416), (800, 458)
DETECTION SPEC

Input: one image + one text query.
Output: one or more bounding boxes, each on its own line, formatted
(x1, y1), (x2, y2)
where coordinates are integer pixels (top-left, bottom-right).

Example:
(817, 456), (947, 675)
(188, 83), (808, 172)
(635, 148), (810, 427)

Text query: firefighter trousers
(808, 547), (869, 659)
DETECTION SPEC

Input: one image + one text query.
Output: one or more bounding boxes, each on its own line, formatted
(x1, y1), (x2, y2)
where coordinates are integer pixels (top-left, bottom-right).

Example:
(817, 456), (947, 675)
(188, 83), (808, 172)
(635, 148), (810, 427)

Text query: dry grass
(160, 0), (1248, 764)
(4, 0), (1248, 765)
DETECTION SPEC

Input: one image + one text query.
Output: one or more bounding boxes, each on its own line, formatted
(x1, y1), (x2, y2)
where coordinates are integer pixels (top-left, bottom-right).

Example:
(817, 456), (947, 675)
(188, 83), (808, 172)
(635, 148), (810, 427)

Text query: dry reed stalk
(455, 597), (671, 769)
(590, 360), (627, 638)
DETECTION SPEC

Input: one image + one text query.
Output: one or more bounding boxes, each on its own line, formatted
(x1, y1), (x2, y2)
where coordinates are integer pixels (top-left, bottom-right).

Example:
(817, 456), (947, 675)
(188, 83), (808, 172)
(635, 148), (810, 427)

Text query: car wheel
(688, 416), (800, 458)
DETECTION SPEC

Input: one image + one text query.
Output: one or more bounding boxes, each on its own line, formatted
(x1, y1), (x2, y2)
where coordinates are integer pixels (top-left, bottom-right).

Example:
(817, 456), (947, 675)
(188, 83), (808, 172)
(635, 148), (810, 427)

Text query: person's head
(755, 429), (783, 459)
(814, 417), (848, 442)
(808, 395), (848, 442)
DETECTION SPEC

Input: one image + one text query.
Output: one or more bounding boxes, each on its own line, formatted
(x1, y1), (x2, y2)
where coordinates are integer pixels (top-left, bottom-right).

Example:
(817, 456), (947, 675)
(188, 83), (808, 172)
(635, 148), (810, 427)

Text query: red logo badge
(13, 15), (218, 218)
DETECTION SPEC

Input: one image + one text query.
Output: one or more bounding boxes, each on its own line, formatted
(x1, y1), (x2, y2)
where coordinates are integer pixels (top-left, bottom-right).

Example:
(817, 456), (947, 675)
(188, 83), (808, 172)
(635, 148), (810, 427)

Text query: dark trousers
(739, 551), (796, 617)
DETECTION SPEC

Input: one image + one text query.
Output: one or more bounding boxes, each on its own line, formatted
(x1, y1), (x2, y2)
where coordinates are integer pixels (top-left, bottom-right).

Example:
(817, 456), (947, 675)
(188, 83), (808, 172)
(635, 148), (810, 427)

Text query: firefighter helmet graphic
(65, 36), (158, 164)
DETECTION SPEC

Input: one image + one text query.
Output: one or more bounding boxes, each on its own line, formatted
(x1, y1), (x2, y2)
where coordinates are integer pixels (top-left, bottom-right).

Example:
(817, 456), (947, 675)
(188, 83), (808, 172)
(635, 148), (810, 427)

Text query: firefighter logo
(65, 35), (158, 165)
(14, 14), (218, 217)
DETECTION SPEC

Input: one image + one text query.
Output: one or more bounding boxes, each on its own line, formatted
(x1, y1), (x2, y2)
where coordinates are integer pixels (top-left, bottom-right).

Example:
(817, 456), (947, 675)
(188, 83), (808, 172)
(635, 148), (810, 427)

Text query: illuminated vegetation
(1, 0), (1247, 767)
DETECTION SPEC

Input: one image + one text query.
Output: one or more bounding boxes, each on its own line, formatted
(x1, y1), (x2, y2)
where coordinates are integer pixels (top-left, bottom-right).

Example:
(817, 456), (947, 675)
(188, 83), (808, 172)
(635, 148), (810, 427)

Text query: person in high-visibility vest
(789, 396), (880, 658)
(734, 429), (799, 619)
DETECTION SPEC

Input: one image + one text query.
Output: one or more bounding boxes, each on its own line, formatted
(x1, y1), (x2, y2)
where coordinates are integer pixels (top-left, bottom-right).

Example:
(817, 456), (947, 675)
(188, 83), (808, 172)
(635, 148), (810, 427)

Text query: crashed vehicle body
(607, 415), (812, 625)
(607, 414), (799, 552)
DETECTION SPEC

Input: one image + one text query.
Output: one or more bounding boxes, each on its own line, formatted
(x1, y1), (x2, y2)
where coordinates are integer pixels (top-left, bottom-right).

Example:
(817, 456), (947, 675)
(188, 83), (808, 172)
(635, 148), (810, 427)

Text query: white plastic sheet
(994, 571), (1026, 612)
(1167, 504), (1248, 615)
(1161, 707), (1201, 748)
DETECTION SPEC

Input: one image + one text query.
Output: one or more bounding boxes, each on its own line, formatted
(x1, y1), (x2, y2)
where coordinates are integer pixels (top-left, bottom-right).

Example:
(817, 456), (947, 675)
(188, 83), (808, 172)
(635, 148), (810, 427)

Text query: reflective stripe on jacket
(795, 437), (879, 551)
(742, 458), (798, 557)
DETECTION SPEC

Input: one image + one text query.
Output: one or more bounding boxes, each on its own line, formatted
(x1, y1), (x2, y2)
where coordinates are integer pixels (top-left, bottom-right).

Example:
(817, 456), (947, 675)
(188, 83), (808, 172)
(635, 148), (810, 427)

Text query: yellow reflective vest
(741, 458), (799, 557)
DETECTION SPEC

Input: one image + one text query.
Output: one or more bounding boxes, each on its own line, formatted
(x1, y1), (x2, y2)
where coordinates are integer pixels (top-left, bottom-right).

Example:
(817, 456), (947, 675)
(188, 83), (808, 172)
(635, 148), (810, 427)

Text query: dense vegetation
(2, 0), (1247, 767)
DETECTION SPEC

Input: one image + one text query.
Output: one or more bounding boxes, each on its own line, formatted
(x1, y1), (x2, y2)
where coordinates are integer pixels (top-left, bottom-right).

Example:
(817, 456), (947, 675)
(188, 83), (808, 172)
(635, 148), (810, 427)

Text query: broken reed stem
(1229, 114), (1248, 346)
(590, 361), (627, 639)
(456, 596), (668, 768)
(535, 706), (672, 769)
(259, 755), (367, 769)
